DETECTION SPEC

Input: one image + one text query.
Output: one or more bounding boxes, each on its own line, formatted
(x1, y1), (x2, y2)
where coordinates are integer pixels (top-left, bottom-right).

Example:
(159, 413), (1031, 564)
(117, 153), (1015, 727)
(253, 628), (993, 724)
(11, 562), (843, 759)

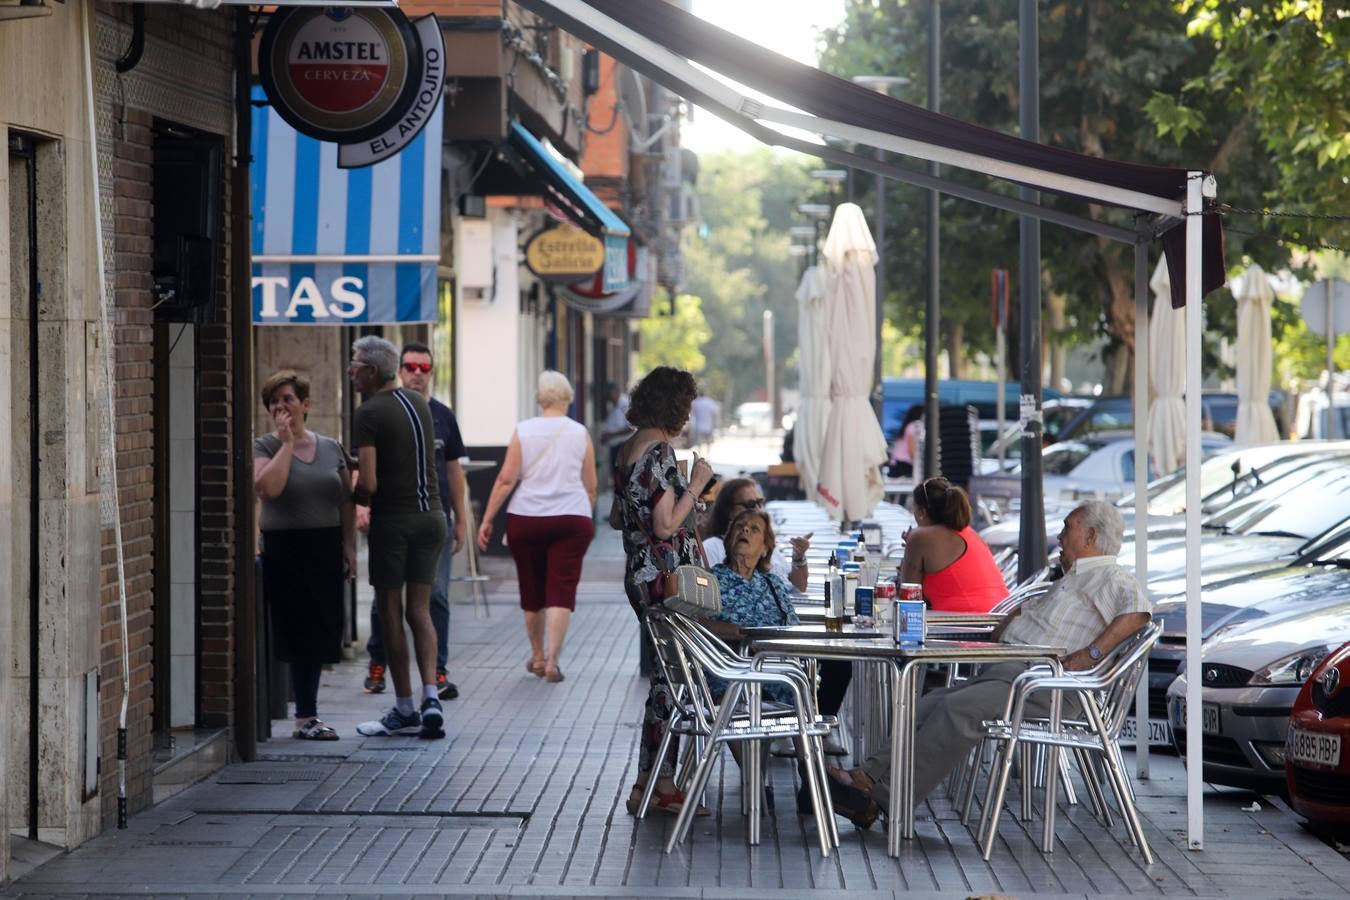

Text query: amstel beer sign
(259, 6), (445, 168)
(524, 224), (607, 283)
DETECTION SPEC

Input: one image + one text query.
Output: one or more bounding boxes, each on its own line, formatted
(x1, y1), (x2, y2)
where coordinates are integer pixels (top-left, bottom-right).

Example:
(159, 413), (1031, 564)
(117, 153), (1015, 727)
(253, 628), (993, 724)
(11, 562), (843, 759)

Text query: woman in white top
(478, 371), (597, 683)
(702, 477), (811, 592)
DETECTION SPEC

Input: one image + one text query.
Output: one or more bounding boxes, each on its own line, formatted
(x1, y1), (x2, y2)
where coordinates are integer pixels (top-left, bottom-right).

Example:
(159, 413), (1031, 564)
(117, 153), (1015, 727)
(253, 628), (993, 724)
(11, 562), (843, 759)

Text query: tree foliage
(1146, 1), (1350, 251)
(681, 149), (815, 407)
(637, 290), (710, 375)
(816, 0), (1337, 392)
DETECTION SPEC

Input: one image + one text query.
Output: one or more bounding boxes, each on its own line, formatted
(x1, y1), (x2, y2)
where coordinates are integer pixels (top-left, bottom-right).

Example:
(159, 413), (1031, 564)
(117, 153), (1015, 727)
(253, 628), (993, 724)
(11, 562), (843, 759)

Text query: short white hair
(352, 335), (398, 383)
(537, 369), (574, 408)
(1074, 499), (1125, 555)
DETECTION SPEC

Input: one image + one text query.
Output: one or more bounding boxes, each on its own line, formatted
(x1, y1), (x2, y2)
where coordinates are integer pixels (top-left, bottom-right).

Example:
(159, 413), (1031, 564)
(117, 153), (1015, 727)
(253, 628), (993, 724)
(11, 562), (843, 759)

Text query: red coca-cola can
(875, 581), (896, 601)
(899, 582), (923, 602)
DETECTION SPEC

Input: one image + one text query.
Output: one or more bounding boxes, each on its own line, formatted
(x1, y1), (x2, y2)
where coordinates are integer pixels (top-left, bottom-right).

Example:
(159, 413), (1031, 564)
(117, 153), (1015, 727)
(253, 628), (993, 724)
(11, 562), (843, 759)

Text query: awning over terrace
(515, 0), (1225, 306)
(514, 0), (1221, 851)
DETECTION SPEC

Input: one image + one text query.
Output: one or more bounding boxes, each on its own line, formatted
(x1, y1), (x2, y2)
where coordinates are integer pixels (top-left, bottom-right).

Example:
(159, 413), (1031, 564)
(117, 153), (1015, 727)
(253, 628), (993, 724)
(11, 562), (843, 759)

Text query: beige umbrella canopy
(794, 264), (830, 500)
(1233, 264), (1281, 445)
(1148, 257), (1187, 475)
(814, 203), (887, 522)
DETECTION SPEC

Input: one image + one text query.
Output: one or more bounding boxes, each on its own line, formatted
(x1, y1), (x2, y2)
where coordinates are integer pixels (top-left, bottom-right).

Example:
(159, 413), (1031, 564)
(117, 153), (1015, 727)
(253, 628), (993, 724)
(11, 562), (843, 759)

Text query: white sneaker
(356, 706), (421, 736)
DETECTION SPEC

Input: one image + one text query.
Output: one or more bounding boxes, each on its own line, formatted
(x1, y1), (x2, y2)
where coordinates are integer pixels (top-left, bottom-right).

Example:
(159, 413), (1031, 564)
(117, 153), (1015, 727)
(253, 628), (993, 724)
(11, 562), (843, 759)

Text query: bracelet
(791, 557), (807, 568)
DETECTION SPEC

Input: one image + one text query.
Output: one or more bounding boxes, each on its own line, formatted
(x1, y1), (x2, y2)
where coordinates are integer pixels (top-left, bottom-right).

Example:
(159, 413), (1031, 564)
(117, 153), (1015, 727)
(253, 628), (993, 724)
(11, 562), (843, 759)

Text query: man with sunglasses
(359, 342), (467, 702)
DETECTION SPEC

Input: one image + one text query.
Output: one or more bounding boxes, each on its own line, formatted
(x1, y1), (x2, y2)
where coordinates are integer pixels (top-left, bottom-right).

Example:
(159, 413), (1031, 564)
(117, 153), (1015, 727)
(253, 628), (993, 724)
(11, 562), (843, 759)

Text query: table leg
(748, 683), (761, 845)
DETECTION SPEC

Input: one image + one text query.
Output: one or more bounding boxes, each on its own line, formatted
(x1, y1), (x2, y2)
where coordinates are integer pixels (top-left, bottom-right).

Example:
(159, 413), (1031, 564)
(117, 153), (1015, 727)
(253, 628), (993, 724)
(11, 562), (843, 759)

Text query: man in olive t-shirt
(348, 336), (447, 740)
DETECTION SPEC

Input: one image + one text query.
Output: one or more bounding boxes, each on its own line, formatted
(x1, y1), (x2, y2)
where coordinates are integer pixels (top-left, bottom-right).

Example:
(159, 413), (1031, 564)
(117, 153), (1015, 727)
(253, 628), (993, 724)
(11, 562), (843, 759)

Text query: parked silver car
(1167, 597), (1350, 791)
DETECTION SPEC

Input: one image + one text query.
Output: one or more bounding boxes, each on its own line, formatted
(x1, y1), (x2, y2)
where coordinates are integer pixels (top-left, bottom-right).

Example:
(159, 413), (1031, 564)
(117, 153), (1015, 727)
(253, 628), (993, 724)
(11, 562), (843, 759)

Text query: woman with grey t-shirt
(252, 370), (356, 740)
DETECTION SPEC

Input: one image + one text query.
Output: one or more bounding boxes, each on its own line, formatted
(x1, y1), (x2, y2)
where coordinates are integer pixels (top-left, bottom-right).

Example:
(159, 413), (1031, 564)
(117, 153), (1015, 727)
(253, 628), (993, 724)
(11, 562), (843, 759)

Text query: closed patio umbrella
(815, 203), (887, 522)
(794, 264), (830, 499)
(1234, 264), (1280, 445)
(1148, 257), (1187, 475)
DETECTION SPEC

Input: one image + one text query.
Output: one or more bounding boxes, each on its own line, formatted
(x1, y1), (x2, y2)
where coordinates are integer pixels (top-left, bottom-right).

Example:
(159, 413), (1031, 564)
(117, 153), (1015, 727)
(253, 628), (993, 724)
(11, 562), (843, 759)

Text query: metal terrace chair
(660, 613), (840, 856)
(634, 611), (817, 820)
(976, 621), (1162, 862)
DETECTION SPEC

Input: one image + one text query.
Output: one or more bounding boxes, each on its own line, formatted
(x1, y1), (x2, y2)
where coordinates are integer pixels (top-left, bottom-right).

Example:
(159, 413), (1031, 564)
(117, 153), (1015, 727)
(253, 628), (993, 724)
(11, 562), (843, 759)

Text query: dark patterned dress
(614, 441), (700, 779)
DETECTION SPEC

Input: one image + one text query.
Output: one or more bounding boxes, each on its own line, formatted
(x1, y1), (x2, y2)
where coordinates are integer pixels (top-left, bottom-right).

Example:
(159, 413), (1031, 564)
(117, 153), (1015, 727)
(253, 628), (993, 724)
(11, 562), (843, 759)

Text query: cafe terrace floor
(7, 524), (1348, 900)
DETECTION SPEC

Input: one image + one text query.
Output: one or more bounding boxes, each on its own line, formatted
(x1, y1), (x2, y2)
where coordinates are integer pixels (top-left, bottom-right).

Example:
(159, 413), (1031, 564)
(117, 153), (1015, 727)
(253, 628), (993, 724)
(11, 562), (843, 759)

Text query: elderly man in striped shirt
(348, 335), (449, 740)
(825, 499), (1152, 828)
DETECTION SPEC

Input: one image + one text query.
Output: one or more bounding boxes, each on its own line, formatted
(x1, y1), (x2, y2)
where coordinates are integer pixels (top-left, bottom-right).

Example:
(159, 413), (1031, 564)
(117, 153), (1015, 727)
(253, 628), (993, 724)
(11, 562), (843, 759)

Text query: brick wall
(400, 0), (502, 17)
(100, 106), (158, 819)
(96, 4), (238, 821)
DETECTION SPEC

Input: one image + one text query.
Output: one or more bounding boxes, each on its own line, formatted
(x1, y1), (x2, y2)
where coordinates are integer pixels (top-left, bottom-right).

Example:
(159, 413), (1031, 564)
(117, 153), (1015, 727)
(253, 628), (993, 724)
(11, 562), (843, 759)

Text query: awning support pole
(1184, 171), (1208, 851)
(1133, 238), (1151, 779)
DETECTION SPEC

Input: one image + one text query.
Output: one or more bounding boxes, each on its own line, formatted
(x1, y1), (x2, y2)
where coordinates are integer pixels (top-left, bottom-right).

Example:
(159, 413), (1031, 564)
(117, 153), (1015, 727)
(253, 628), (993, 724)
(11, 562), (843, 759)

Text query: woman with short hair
(478, 370), (597, 683)
(898, 476), (1007, 613)
(253, 369), (356, 740)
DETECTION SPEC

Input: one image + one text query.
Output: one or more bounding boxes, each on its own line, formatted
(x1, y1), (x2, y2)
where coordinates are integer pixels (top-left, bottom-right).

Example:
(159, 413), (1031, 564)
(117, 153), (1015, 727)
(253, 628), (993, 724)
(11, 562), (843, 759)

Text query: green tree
(1145, 1), (1350, 251)
(682, 148), (814, 408)
(637, 291), (711, 374)
(818, 0), (1313, 392)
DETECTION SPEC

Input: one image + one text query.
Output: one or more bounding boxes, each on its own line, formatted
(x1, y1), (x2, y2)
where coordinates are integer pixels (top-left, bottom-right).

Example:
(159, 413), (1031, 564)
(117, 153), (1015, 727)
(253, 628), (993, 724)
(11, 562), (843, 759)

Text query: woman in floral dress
(609, 366), (713, 816)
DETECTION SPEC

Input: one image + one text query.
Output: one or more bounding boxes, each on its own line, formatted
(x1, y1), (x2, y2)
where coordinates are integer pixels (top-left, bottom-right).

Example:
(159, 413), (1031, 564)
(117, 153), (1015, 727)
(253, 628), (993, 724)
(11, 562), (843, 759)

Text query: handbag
(652, 531), (721, 618)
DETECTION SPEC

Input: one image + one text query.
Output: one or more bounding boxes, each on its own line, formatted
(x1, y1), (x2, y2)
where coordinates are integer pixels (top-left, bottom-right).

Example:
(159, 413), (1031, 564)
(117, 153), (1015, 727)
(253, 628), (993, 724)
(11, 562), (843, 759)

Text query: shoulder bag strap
(763, 572), (793, 624)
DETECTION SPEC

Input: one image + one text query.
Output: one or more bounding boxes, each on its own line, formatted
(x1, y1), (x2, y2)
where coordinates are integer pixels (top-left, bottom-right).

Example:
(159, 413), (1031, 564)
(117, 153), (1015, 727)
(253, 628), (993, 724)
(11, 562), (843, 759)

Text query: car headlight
(1248, 645), (1335, 686)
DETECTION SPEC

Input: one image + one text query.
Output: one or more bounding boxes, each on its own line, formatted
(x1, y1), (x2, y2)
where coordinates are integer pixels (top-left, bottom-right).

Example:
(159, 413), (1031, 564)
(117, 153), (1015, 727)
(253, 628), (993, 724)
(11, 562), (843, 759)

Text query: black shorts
(368, 511), (447, 588)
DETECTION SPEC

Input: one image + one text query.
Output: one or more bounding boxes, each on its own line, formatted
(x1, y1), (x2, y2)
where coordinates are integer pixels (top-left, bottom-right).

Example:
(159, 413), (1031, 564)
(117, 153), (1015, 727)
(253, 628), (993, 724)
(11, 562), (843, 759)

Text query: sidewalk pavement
(5, 512), (1350, 900)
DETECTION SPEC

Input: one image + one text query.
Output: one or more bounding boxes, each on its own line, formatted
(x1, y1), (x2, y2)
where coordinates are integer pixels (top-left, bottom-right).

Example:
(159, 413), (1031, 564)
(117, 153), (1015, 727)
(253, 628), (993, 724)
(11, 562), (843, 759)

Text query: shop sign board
(259, 6), (445, 168)
(524, 224), (607, 282)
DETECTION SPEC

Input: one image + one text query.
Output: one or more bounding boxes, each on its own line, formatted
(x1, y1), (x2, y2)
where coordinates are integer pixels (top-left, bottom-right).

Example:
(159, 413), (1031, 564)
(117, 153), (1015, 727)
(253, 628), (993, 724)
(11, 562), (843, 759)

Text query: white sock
(423, 684), (439, 702)
(395, 695), (415, 715)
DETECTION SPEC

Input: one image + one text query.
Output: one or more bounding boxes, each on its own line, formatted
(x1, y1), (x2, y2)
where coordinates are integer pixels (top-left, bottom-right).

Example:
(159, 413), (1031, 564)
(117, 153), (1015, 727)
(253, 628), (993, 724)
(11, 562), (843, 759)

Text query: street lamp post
(851, 75), (911, 429)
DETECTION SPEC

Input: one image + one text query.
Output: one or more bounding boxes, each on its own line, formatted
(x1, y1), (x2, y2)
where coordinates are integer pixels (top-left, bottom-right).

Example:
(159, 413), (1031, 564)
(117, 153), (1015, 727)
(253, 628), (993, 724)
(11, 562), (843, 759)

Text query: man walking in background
(689, 391), (720, 453)
(361, 342), (468, 701)
(599, 382), (632, 481)
(348, 336), (448, 739)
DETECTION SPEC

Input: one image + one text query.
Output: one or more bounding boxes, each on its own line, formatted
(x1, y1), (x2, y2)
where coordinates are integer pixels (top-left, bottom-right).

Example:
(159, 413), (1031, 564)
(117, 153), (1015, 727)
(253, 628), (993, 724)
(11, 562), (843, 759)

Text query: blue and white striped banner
(250, 85), (443, 325)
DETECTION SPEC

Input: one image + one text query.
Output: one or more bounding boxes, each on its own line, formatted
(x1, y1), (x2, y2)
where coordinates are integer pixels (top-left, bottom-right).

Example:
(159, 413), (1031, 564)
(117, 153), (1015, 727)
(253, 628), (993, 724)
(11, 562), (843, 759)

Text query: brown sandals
(825, 766), (880, 829)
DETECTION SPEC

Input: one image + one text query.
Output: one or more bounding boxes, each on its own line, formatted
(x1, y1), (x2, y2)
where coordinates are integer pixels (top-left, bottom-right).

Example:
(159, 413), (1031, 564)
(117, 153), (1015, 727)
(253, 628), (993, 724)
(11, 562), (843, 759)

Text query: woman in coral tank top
(897, 477), (1008, 613)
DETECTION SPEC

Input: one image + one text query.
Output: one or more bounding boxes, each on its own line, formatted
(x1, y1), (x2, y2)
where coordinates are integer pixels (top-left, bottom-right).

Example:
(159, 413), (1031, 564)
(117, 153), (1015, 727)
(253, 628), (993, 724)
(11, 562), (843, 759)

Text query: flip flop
(293, 718), (339, 741)
(526, 659), (546, 677)
(545, 666), (565, 683)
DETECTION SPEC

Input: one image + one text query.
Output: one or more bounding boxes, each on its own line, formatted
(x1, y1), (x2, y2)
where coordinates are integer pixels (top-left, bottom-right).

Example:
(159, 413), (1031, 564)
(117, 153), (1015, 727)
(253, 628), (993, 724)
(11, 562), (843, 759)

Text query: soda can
(895, 599), (927, 644)
(899, 582), (924, 602)
(875, 581), (896, 601)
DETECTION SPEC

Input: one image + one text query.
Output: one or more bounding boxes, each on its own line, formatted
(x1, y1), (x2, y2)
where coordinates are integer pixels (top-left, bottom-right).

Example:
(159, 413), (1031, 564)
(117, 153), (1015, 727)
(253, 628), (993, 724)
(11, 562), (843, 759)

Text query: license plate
(1176, 700), (1221, 735)
(1120, 716), (1171, 747)
(1287, 727), (1342, 769)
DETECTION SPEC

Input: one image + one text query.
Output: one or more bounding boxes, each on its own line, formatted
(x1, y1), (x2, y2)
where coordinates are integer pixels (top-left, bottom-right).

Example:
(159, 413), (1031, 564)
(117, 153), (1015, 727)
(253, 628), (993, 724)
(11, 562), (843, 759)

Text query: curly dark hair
(707, 476), (759, 542)
(627, 366), (698, 434)
(725, 507), (776, 573)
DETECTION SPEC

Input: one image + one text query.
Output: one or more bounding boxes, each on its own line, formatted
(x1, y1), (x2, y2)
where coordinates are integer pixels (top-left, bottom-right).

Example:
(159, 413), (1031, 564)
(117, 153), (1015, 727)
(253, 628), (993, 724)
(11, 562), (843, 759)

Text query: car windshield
(1140, 447), (1346, 517)
(1299, 520), (1350, 565)
(1217, 463), (1350, 539)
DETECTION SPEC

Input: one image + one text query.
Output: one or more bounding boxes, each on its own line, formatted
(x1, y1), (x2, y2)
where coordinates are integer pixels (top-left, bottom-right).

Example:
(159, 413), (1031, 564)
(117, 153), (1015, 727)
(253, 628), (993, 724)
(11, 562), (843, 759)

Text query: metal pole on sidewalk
(1016, 0), (1048, 582)
(923, 0), (941, 478)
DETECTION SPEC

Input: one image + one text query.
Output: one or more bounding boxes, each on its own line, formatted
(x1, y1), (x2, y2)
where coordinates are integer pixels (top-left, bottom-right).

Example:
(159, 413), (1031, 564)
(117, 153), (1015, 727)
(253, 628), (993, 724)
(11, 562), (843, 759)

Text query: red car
(1286, 640), (1350, 827)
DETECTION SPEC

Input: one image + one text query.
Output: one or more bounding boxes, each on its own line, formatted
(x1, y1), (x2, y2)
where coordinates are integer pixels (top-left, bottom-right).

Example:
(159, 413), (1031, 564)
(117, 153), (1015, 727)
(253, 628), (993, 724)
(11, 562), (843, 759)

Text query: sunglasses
(401, 362), (432, 373)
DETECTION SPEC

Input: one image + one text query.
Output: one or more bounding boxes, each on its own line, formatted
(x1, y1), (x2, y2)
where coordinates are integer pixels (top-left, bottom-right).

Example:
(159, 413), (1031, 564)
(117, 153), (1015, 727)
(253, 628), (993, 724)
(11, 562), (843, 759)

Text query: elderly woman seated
(702, 477), (811, 591)
(703, 507), (850, 811)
